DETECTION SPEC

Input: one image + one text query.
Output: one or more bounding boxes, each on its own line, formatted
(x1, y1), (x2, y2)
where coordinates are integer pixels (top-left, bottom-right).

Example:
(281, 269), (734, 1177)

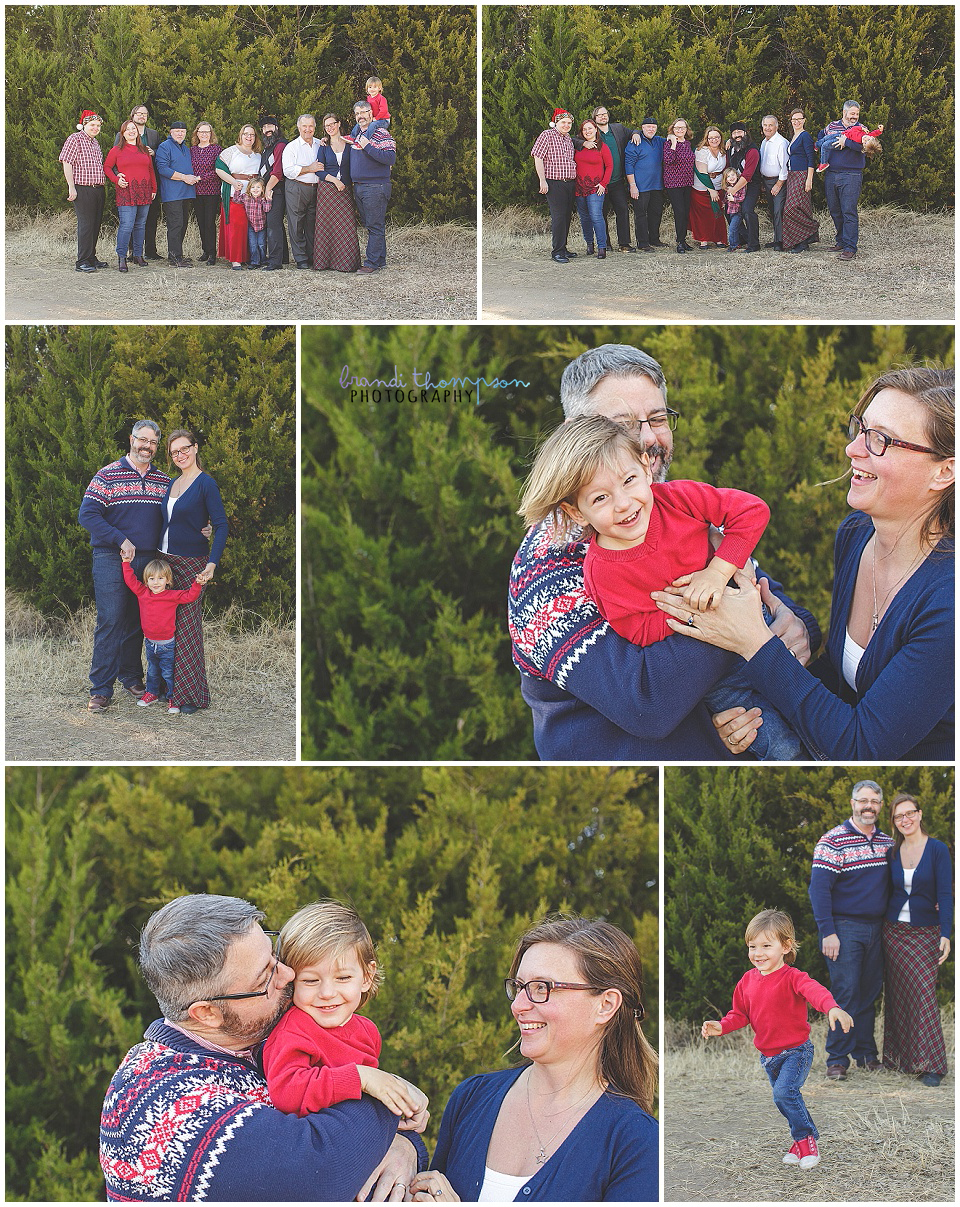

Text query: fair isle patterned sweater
(100, 1020), (424, 1201)
(508, 519), (820, 761)
(808, 819), (893, 939)
(78, 457), (171, 551)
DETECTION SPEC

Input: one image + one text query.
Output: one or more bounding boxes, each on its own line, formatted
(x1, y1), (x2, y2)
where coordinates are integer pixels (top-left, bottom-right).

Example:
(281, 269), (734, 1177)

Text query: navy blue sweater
(887, 837), (953, 937)
(79, 456), (170, 551)
(159, 472), (229, 564)
(432, 1066), (658, 1201)
(809, 819), (893, 939)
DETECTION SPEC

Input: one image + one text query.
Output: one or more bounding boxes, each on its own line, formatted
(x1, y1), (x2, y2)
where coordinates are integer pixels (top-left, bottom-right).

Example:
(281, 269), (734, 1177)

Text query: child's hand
(828, 1007), (854, 1034)
(399, 1102), (430, 1133)
(675, 568), (728, 611)
(358, 1066), (429, 1123)
(120, 546), (134, 562)
(701, 1020), (723, 1039)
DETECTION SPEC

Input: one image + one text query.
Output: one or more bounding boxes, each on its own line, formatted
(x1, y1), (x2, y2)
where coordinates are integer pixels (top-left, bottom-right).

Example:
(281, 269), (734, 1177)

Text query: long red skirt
(165, 553), (211, 709)
(689, 188), (728, 244)
(218, 200), (249, 263)
(782, 170), (820, 249)
(313, 180), (361, 272)
(881, 920), (947, 1076)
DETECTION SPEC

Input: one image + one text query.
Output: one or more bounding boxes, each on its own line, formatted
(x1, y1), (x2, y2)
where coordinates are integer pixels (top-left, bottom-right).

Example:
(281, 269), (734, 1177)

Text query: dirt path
(665, 1022), (954, 1202)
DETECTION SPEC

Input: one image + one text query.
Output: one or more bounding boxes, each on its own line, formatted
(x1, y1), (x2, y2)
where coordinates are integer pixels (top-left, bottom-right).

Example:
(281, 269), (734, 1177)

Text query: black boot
(118, 256), (128, 273)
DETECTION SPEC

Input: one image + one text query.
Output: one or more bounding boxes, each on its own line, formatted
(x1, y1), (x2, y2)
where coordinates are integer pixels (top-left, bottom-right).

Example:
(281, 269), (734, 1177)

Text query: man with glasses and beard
(508, 343), (819, 760)
(808, 780), (893, 1080)
(259, 114), (290, 270)
(725, 122), (762, 253)
(100, 895), (426, 1202)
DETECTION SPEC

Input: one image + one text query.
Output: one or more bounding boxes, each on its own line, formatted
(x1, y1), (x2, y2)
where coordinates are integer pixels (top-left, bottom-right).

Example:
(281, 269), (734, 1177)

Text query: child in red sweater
(121, 555), (203, 713)
(518, 415), (801, 758)
(702, 909), (853, 1169)
(261, 901), (428, 1128)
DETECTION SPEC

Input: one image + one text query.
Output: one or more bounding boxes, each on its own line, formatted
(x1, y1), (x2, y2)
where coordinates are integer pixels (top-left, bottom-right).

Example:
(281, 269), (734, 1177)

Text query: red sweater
(103, 142), (157, 205)
(583, 479), (770, 645)
(122, 563), (202, 640)
(261, 1005), (381, 1116)
(368, 93), (391, 121)
(719, 964), (838, 1056)
(574, 143), (613, 197)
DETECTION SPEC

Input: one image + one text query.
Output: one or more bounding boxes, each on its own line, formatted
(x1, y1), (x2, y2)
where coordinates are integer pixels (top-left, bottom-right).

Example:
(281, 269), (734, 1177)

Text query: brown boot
(118, 256), (128, 273)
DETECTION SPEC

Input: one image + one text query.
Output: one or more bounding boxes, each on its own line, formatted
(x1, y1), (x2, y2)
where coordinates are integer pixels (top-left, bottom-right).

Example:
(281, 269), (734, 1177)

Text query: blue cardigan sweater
(432, 1066), (658, 1202)
(159, 471), (229, 564)
(739, 512), (954, 760)
(887, 837), (954, 937)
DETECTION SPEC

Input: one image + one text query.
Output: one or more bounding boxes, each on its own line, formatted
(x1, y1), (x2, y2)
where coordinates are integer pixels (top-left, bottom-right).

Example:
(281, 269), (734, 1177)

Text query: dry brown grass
(4, 208), (477, 321)
(664, 1009), (955, 1202)
(5, 591), (297, 762)
(480, 203), (954, 321)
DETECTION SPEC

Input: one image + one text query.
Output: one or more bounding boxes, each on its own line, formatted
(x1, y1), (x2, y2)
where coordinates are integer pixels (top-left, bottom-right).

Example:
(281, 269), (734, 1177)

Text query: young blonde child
(702, 909), (854, 1169)
(120, 553), (203, 713)
(518, 415), (801, 758)
(261, 901), (428, 1128)
(722, 165), (747, 251)
(351, 74), (392, 139)
(233, 176), (272, 268)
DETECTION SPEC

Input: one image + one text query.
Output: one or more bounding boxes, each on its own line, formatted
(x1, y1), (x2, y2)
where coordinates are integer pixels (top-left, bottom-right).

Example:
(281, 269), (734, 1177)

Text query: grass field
(664, 1010), (955, 1202)
(481, 204), (954, 321)
(5, 208), (477, 321)
(5, 592), (297, 762)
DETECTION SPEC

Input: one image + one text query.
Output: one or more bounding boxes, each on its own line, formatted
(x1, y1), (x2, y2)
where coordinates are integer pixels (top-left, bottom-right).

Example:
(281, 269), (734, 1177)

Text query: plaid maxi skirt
(882, 919), (947, 1076)
(165, 553), (211, 710)
(313, 180), (361, 272)
(782, 169), (820, 250)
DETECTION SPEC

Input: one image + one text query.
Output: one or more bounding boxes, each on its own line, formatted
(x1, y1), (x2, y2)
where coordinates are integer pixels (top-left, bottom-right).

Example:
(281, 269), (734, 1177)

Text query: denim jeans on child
(702, 605), (802, 759)
(247, 227), (266, 266)
(576, 193), (607, 250)
(726, 211), (743, 249)
(145, 637), (176, 698)
(760, 1039), (817, 1141)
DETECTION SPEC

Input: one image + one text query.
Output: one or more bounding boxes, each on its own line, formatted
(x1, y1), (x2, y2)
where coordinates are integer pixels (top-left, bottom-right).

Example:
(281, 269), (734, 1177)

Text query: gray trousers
(762, 175), (786, 244)
(285, 178), (316, 265)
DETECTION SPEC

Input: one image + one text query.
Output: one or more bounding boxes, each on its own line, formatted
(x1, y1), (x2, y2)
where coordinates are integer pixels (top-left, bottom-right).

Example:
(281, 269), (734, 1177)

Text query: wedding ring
(686, 615), (696, 627)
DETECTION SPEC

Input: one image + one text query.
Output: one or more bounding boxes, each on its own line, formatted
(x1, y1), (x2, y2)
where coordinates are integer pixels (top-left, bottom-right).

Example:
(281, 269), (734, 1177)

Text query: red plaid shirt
(59, 131), (105, 186)
(530, 129), (576, 180)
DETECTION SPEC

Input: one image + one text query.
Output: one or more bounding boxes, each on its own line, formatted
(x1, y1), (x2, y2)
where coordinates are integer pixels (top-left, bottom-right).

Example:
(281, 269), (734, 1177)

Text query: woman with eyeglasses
(157, 429), (228, 714)
(654, 365), (955, 759)
(882, 793), (952, 1087)
(408, 915), (658, 1202)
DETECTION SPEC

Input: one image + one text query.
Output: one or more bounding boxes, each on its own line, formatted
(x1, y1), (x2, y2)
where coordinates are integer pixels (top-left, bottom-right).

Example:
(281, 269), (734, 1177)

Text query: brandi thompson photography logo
(340, 365), (530, 405)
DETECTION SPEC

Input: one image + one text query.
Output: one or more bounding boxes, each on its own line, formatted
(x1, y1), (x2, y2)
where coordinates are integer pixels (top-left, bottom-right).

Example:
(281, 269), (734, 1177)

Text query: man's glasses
(848, 413), (939, 457)
(625, 409), (680, 434)
(184, 930), (282, 1009)
(852, 797), (882, 808)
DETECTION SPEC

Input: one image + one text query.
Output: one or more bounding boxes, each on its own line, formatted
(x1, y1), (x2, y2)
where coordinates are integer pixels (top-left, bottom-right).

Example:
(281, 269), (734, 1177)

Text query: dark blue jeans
(824, 916), (883, 1068)
(353, 180), (392, 268)
(145, 637), (176, 697)
(576, 193), (607, 250)
(726, 211), (744, 249)
(247, 226), (266, 266)
(116, 203), (150, 257)
(824, 170), (862, 251)
(760, 1040), (817, 1141)
(89, 548), (152, 698)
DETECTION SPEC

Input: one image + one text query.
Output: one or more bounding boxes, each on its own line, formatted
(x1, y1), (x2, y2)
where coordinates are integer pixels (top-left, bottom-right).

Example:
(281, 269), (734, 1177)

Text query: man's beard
(262, 133), (277, 152)
(649, 443), (673, 483)
(220, 984), (292, 1047)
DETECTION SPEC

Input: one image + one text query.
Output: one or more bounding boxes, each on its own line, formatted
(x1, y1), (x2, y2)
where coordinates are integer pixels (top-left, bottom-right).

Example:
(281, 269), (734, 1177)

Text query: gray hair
(851, 779), (883, 799)
(297, 113), (316, 125)
(842, 99), (861, 112)
(139, 894), (264, 1020)
(560, 344), (668, 419)
(354, 101), (373, 115)
(131, 419), (161, 439)
(761, 114), (778, 125)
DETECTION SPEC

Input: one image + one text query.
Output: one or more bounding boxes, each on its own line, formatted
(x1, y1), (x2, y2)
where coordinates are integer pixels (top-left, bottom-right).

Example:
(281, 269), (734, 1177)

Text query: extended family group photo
(5, 324), (297, 762)
(481, 4), (954, 321)
(664, 765), (954, 1203)
(5, 4), (478, 322)
(7, 764), (659, 1203)
(300, 322), (954, 763)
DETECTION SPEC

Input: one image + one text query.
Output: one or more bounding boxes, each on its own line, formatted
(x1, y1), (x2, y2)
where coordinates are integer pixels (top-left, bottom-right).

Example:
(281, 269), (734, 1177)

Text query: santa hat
(77, 109), (100, 130)
(549, 108), (572, 128)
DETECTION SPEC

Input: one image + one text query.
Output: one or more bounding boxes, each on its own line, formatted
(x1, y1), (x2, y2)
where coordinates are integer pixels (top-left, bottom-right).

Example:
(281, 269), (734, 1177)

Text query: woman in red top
(103, 119), (157, 272)
(573, 119), (613, 258)
(662, 117), (696, 254)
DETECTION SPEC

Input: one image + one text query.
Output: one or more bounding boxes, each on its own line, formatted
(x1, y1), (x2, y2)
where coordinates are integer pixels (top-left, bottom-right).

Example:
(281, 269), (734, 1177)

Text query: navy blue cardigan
(787, 129), (816, 172)
(159, 471), (229, 564)
(740, 513), (954, 760)
(319, 142), (351, 184)
(887, 837), (954, 937)
(431, 1066), (658, 1201)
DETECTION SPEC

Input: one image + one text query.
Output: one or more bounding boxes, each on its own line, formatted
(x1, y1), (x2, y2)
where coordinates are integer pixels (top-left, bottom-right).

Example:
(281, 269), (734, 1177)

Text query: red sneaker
(137, 692), (159, 708)
(782, 1140), (802, 1165)
(798, 1136), (820, 1169)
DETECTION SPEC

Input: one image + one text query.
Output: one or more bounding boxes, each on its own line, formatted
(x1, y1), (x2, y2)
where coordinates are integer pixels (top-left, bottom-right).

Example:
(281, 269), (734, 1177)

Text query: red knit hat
(549, 108), (573, 128)
(77, 109), (101, 130)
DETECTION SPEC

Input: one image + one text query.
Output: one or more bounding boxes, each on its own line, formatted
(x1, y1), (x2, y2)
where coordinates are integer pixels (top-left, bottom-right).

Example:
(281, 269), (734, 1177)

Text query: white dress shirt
(281, 136), (320, 184)
(759, 132), (789, 180)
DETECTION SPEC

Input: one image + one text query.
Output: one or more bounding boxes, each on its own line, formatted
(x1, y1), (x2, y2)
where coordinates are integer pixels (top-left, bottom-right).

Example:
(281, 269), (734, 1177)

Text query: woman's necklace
(525, 1073), (597, 1165)
(871, 540), (925, 631)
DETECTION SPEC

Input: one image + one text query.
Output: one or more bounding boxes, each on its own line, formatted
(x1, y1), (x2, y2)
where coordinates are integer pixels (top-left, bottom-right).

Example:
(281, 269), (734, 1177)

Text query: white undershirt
(842, 628), (865, 690)
(478, 1167), (530, 1202)
(898, 866), (914, 923)
(159, 494), (179, 554)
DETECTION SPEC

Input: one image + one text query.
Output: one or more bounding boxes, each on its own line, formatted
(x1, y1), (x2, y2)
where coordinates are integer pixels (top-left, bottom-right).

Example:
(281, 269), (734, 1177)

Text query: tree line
(6, 4), (476, 225)
(482, 4), (954, 211)
(6, 324), (295, 622)
(5, 764), (657, 1201)
(300, 323), (954, 759)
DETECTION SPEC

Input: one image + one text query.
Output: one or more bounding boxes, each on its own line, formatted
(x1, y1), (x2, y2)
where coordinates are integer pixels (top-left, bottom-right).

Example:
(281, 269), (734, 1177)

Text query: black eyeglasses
(184, 930), (282, 1009)
(847, 413), (939, 457)
(504, 977), (598, 1004)
(894, 808), (921, 821)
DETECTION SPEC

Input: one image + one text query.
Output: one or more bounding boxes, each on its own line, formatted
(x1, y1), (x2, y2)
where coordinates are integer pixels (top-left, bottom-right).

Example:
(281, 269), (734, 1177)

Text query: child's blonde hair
(246, 176), (266, 196)
(280, 900), (383, 1004)
(518, 415), (651, 542)
(143, 558), (173, 585)
(365, 75), (383, 91)
(744, 908), (798, 964)
(861, 134), (882, 157)
(723, 166), (740, 185)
